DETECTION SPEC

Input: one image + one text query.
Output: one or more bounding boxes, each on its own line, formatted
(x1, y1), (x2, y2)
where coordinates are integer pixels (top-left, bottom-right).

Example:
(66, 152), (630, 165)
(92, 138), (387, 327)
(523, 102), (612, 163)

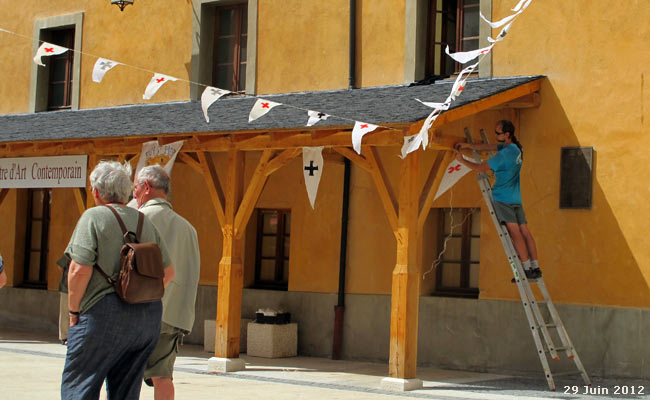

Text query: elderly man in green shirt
(133, 165), (201, 400)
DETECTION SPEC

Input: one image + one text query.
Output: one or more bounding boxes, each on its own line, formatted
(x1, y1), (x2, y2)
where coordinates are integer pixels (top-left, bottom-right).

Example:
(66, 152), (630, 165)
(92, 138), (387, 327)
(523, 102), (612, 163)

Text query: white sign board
(0, 156), (87, 188)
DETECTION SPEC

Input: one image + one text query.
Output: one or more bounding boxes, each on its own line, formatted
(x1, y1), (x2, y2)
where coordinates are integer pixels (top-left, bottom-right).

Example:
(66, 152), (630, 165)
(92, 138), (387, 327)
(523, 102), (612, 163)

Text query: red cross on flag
(92, 58), (122, 83)
(249, 98), (281, 122)
(33, 42), (69, 66)
(201, 86), (231, 123)
(448, 61), (479, 101)
(445, 44), (494, 64)
(434, 156), (472, 200)
(143, 73), (178, 100)
(351, 121), (378, 154)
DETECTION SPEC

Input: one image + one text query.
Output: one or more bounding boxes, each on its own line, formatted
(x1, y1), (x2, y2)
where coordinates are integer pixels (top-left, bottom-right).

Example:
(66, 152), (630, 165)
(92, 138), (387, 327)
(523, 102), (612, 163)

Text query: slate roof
(0, 76), (543, 143)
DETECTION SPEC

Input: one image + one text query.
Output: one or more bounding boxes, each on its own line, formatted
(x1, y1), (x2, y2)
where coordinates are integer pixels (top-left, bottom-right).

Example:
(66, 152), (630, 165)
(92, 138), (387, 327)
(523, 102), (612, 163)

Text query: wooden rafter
(196, 151), (226, 227)
(363, 146), (398, 233)
(0, 189), (8, 207)
(263, 148), (302, 177)
(332, 147), (373, 173)
(233, 149), (274, 239)
(176, 152), (203, 175)
(73, 188), (87, 216)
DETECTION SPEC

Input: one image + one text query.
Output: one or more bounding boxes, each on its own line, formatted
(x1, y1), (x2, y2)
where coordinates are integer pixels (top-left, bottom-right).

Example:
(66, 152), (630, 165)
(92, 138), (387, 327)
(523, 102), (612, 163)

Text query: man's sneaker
(510, 269), (537, 283)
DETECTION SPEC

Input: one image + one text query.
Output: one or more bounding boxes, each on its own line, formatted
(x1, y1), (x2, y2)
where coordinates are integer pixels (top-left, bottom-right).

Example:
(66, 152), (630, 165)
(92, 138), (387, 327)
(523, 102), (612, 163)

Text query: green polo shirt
(65, 204), (171, 314)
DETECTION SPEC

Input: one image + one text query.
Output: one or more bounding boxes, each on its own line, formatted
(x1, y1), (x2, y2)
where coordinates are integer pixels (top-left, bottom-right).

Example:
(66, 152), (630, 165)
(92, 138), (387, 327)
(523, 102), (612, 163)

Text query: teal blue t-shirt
(487, 143), (522, 204)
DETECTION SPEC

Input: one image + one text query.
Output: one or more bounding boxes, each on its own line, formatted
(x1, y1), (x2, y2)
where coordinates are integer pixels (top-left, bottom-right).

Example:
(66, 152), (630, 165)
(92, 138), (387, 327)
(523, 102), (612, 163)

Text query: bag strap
(104, 204), (128, 235)
(94, 204), (144, 285)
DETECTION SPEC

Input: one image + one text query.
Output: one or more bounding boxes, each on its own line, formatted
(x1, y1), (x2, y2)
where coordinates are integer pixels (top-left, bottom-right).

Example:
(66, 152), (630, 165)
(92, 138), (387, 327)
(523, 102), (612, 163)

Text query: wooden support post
(388, 150), (421, 381)
(215, 149), (245, 359)
(85, 155), (97, 209)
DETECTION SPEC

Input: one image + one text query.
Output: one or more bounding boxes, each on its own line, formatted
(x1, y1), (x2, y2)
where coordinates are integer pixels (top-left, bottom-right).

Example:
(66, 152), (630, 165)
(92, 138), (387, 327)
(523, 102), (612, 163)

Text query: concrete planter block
(247, 322), (298, 358)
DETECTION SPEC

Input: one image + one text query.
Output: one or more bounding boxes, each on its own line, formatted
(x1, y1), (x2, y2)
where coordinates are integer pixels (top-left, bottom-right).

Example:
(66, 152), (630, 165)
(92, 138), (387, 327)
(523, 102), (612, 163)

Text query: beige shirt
(140, 198), (200, 332)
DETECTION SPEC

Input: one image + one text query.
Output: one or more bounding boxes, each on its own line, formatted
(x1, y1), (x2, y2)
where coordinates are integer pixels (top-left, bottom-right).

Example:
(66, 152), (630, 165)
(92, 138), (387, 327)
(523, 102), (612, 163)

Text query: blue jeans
(61, 293), (162, 400)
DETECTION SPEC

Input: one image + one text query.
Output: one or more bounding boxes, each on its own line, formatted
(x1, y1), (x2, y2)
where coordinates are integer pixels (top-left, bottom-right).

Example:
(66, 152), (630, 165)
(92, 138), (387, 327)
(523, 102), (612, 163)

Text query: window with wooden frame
(22, 189), (51, 289)
(213, 3), (247, 92)
(45, 28), (75, 111)
(426, 0), (480, 77)
(254, 209), (290, 290)
(434, 208), (480, 297)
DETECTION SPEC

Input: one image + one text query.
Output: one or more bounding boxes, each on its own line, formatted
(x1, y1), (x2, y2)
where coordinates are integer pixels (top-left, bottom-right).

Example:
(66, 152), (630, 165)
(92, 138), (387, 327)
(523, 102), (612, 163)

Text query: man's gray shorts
(493, 201), (527, 225)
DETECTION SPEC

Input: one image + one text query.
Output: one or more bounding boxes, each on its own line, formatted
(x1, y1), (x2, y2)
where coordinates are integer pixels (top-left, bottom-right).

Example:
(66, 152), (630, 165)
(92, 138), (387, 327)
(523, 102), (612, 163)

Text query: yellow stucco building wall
(1, 1), (649, 311)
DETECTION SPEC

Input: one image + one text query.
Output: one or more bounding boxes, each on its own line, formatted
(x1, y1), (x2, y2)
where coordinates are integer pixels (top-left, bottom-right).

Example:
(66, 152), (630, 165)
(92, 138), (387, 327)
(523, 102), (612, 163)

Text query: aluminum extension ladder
(464, 128), (591, 391)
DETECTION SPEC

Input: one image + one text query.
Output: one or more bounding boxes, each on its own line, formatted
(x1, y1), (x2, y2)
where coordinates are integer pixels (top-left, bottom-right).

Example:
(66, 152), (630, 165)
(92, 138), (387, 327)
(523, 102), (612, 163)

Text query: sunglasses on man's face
(495, 130), (505, 136)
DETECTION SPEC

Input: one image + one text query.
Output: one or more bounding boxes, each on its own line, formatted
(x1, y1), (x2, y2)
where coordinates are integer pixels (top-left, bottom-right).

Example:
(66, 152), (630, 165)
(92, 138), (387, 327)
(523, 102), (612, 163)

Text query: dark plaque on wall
(560, 147), (594, 209)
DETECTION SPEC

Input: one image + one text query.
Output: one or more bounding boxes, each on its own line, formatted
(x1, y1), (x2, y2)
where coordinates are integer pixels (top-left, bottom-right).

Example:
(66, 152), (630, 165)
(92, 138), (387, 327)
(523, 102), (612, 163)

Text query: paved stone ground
(0, 328), (648, 399)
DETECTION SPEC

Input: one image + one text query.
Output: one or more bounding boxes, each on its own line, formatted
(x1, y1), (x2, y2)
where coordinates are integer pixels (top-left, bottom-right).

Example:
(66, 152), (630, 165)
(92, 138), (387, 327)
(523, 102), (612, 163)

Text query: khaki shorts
(493, 201), (527, 225)
(144, 322), (187, 385)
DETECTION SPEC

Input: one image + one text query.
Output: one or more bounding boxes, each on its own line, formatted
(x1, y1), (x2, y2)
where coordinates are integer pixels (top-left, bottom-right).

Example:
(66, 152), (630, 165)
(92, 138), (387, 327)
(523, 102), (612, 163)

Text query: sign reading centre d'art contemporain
(0, 156), (87, 188)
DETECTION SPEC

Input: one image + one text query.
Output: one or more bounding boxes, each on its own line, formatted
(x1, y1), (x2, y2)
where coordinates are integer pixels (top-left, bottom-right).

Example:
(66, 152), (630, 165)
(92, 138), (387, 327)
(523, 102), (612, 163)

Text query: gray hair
(137, 165), (170, 194)
(90, 161), (133, 204)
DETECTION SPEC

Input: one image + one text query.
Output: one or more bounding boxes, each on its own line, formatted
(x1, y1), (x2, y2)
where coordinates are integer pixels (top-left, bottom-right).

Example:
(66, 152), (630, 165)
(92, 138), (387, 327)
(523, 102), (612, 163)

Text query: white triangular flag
(92, 58), (121, 83)
(249, 99), (281, 122)
(201, 86), (230, 123)
(488, 21), (514, 43)
(434, 156), (473, 200)
(351, 121), (378, 154)
(480, 10), (521, 28)
(302, 146), (324, 209)
(512, 0), (533, 12)
(415, 98), (450, 111)
(400, 108), (442, 158)
(306, 110), (329, 127)
(447, 61), (479, 101)
(33, 42), (68, 66)
(143, 73), (178, 100)
(445, 44), (494, 64)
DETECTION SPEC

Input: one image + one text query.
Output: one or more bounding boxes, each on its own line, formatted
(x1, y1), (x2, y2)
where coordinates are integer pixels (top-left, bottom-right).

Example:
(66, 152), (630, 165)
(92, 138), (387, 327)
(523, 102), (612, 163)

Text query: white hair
(90, 161), (133, 204)
(137, 165), (170, 194)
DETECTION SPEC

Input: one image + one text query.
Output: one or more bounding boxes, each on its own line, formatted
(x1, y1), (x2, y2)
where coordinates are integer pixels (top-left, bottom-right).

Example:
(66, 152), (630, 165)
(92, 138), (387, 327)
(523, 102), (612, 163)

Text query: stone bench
(246, 322), (297, 358)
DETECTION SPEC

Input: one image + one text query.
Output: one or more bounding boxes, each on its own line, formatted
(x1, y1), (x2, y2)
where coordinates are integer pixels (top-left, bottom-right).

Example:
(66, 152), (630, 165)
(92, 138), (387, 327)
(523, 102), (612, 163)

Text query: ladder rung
(545, 323), (557, 328)
(551, 370), (583, 377)
(546, 346), (573, 353)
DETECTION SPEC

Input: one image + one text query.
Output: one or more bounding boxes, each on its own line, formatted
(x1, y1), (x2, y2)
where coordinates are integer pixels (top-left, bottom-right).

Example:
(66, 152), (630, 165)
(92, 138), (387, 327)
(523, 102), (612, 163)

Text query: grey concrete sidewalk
(0, 328), (648, 400)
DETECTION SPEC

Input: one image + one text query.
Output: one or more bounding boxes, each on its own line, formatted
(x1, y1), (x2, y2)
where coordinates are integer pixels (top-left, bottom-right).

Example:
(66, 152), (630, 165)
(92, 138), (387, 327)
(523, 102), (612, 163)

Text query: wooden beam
(435, 79), (542, 127)
(177, 152), (203, 175)
(389, 150), (421, 379)
(364, 146), (399, 233)
(0, 189), (8, 207)
(495, 92), (541, 109)
(215, 149), (245, 359)
(263, 148), (302, 176)
(332, 147), (372, 173)
(417, 150), (454, 230)
(233, 149), (274, 239)
(196, 151), (226, 227)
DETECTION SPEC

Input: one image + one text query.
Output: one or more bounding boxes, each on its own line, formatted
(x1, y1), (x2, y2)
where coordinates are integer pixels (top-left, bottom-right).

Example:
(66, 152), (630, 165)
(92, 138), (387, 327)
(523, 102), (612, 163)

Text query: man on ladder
(454, 119), (542, 281)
